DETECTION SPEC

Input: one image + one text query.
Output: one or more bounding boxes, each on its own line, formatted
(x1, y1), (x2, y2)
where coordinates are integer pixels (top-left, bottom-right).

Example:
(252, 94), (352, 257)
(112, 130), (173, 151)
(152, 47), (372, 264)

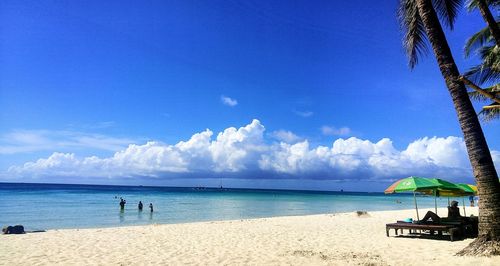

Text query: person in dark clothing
(447, 201), (462, 219)
(420, 200), (462, 223)
(138, 201), (143, 211)
(119, 198), (126, 210)
(149, 203), (154, 213)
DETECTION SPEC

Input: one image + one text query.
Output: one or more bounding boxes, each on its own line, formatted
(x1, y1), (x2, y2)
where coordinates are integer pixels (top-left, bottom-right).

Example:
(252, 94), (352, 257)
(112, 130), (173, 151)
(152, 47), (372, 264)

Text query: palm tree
(467, 0), (500, 44)
(398, 0), (500, 255)
(464, 22), (500, 84)
(464, 4), (500, 120)
(463, 29), (500, 120)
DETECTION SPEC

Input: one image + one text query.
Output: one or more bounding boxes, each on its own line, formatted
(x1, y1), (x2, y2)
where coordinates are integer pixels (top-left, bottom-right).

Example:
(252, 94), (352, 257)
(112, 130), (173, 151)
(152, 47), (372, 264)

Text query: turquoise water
(0, 183), (444, 230)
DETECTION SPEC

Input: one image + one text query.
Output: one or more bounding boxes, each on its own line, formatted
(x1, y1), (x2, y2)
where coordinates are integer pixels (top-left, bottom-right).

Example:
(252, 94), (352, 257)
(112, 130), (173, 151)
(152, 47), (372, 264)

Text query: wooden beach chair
(385, 222), (461, 241)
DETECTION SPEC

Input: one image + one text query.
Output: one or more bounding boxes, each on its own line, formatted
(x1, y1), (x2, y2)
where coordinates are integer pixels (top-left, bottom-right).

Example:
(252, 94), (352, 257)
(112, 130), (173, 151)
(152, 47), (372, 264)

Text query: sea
(0, 182), (448, 231)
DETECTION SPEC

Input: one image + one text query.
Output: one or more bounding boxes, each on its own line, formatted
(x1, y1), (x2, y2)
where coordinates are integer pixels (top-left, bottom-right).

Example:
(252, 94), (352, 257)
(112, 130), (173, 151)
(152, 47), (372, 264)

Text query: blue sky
(0, 0), (498, 191)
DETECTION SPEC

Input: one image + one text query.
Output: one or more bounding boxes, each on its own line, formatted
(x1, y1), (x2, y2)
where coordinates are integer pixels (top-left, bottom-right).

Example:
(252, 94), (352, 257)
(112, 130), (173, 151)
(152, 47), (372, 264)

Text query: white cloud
(401, 136), (468, 168)
(258, 136), (483, 181)
(269, 130), (302, 143)
(321, 126), (351, 136)
(7, 120), (266, 178)
(220, 95), (238, 107)
(0, 130), (137, 154)
(294, 110), (313, 117)
(4, 120), (499, 183)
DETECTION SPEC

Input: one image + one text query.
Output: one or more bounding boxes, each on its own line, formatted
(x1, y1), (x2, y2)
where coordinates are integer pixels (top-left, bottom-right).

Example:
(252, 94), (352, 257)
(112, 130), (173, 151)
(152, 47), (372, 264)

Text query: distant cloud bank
(5, 120), (499, 183)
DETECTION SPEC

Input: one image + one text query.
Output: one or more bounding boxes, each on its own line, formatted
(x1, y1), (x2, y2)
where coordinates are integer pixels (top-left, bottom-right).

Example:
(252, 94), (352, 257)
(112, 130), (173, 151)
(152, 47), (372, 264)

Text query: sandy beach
(1, 207), (499, 266)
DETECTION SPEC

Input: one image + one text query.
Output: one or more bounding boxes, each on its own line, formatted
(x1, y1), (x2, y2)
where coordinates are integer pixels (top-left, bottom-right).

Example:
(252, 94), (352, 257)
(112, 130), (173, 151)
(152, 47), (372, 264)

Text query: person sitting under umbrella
(420, 200), (462, 223)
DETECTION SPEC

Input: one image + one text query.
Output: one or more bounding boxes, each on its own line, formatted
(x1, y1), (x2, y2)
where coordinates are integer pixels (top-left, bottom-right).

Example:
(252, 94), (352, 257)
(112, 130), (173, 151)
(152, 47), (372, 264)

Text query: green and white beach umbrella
(384, 176), (440, 220)
(384, 176), (438, 193)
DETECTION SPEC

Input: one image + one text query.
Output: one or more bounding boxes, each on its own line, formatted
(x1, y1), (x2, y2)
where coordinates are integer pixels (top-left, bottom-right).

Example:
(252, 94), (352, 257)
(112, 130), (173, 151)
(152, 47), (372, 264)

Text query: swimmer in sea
(119, 198), (126, 210)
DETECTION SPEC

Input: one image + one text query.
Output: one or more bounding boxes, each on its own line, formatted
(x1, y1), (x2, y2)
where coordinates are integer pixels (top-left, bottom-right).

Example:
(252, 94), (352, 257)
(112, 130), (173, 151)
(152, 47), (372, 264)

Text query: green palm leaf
(464, 23), (498, 57)
(466, 0), (500, 12)
(478, 103), (500, 121)
(398, 0), (429, 68)
(468, 84), (500, 101)
(465, 45), (500, 84)
(433, 0), (463, 29)
(398, 0), (463, 68)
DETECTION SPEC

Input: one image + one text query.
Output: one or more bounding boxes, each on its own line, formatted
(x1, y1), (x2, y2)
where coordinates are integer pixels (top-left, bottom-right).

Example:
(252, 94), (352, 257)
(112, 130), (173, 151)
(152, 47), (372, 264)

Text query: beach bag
(2, 225), (25, 234)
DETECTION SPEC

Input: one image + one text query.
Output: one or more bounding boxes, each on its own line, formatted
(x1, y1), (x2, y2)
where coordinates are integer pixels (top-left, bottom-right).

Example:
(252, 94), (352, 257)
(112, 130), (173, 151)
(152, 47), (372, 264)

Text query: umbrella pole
(434, 189), (437, 215)
(463, 197), (466, 216)
(413, 191), (419, 221)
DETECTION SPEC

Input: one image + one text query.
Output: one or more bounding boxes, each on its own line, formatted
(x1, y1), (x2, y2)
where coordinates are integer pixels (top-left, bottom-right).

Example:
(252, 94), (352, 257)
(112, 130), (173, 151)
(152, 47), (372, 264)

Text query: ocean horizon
(0, 182), (449, 231)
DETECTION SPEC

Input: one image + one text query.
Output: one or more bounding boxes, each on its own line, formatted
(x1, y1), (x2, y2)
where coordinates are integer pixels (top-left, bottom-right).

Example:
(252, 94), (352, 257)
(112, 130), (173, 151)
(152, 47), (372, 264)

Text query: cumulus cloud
(220, 95), (238, 107)
(5, 120), (499, 183)
(401, 136), (468, 168)
(321, 125), (351, 136)
(258, 136), (479, 181)
(7, 120), (265, 178)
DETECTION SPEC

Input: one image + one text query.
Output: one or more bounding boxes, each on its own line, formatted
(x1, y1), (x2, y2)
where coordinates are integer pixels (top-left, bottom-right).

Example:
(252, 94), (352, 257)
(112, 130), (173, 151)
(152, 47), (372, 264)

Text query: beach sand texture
(1, 207), (499, 265)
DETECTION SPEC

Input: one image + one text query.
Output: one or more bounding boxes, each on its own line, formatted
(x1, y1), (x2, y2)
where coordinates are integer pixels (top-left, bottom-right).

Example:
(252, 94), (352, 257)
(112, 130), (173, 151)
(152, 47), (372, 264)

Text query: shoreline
(3, 207), (499, 265)
(2, 204), (448, 231)
(9, 206), (479, 231)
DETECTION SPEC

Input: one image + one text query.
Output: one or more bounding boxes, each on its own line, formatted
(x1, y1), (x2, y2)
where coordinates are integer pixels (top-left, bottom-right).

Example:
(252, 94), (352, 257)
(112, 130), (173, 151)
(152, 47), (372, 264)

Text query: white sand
(1, 207), (499, 265)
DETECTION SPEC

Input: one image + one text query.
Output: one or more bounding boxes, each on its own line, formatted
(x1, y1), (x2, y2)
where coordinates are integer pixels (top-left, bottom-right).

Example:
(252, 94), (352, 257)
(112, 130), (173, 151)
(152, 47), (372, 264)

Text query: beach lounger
(386, 222), (461, 241)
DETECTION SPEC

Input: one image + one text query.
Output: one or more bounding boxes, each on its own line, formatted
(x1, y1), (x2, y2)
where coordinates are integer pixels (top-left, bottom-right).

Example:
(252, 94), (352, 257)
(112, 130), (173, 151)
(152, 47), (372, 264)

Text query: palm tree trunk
(415, 0), (500, 255)
(477, 0), (500, 45)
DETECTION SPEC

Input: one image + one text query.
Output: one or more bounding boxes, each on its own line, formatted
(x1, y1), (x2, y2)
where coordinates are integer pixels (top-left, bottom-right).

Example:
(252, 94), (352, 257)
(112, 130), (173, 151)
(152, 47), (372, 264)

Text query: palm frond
(478, 103), (500, 121)
(466, 0), (500, 12)
(433, 0), (463, 29)
(465, 45), (500, 84)
(480, 45), (500, 71)
(398, 0), (429, 68)
(464, 23), (497, 57)
(468, 84), (500, 101)
(465, 65), (500, 84)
